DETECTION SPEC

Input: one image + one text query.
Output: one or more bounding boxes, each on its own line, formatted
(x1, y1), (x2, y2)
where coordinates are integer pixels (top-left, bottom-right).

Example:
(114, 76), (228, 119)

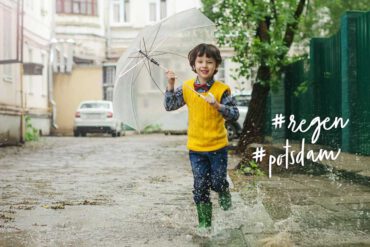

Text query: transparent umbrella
(113, 8), (215, 132)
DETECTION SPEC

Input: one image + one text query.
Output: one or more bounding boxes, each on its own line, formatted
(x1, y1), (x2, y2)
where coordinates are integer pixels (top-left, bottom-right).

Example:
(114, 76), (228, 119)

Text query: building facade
(23, 0), (53, 136)
(52, 0), (106, 135)
(1, 0), (249, 141)
(0, 0), (52, 145)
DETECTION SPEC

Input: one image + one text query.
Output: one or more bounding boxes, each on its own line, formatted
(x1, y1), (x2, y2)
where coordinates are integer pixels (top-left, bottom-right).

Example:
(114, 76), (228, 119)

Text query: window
(28, 48), (33, 94)
(81, 102), (110, 109)
(103, 65), (116, 100)
(149, 2), (157, 22)
(103, 66), (116, 85)
(149, 0), (166, 23)
(41, 53), (46, 95)
(56, 0), (97, 16)
(105, 87), (114, 101)
(2, 7), (13, 81)
(111, 0), (130, 24)
(160, 0), (166, 19)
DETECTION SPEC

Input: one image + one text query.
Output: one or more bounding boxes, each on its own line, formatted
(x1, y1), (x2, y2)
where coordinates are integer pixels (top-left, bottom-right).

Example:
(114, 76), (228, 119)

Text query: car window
(234, 95), (251, 107)
(80, 103), (110, 109)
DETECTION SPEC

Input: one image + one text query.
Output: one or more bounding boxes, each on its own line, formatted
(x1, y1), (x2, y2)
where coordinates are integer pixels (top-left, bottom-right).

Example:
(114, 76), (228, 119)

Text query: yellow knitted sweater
(182, 79), (230, 151)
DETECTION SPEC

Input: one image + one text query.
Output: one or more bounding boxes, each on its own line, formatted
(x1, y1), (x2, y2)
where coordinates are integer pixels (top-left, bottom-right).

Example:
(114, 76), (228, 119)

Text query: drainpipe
(19, 0), (25, 143)
(48, 1), (58, 129)
(48, 40), (58, 129)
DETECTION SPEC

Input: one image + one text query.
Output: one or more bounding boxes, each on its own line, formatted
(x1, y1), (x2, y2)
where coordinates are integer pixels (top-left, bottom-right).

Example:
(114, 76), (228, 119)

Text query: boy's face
(194, 54), (217, 82)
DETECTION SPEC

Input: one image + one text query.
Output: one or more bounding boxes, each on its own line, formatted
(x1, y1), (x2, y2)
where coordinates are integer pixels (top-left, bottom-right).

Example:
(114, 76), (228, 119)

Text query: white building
(0, 0), (52, 145)
(104, 0), (203, 100)
(104, 0), (249, 101)
(23, 0), (53, 136)
(0, 0), (249, 141)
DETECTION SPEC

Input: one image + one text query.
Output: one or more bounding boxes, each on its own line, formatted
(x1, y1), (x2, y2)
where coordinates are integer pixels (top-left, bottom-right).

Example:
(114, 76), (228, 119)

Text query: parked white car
(225, 91), (251, 140)
(73, 100), (124, 137)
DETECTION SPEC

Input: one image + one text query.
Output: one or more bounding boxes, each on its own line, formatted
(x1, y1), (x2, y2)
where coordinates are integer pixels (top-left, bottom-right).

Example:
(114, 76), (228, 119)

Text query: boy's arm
(217, 91), (239, 121)
(164, 86), (185, 111)
(164, 70), (185, 111)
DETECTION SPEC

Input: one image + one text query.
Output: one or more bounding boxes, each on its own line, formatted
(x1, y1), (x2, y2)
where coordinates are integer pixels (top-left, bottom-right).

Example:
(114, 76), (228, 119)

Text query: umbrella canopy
(113, 8), (216, 132)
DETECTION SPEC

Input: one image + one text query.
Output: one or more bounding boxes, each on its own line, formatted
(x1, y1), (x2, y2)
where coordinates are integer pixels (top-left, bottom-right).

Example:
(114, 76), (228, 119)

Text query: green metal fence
(350, 11), (370, 154)
(310, 31), (342, 148)
(284, 59), (314, 142)
(267, 11), (370, 155)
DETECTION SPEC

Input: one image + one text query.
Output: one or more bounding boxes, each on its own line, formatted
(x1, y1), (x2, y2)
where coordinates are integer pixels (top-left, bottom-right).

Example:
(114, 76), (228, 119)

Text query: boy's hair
(188, 43), (222, 75)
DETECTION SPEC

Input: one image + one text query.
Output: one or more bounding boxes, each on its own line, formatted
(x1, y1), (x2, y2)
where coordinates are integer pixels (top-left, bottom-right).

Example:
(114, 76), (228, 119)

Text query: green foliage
(202, 0), (370, 89)
(202, 0), (305, 88)
(25, 116), (39, 142)
(300, 0), (370, 39)
(142, 124), (162, 134)
(240, 160), (265, 177)
(294, 80), (309, 96)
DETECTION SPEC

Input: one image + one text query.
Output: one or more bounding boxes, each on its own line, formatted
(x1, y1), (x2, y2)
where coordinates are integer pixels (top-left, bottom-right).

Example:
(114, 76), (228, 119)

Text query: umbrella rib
(116, 57), (146, 81)
(147, 24), (215, 57)
(129, 61), (146, 132)
(150, 50), (187, 59)
(143, 59), (165, 95)
(149, 22), (162, 52)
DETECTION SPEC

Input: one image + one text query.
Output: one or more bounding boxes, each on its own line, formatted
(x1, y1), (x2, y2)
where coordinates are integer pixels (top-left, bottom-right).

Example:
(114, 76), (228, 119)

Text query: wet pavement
(0, 134), (369, 246)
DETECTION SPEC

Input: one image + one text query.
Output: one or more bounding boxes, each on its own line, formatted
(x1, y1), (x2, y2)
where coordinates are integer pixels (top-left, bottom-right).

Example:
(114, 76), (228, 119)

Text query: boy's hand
(166, 70), (176, 91)
(206, 92), (221, 110)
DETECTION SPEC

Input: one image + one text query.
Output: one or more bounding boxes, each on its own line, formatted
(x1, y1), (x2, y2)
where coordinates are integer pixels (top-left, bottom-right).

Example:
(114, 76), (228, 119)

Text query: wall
(53, 66), (103, 135)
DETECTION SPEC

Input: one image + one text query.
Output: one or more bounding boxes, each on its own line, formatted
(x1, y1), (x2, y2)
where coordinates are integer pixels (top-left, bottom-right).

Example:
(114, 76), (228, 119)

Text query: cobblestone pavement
(1, 135), (370, 247)
(0, 135), (249, 246)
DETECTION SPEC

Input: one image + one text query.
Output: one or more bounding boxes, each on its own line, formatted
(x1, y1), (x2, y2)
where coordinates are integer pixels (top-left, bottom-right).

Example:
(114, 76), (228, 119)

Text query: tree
(201, 0), (370, 163)
(202, 0), (307, 160)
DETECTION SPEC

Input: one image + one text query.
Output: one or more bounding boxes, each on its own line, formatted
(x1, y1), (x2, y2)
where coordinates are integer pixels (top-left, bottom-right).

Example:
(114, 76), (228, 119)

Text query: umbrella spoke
(148, 23), (214, 57)
(150, 50), (187, 59)
(116, 58), (146, 81)
(143, 59), (165, 95)
(129, 61), (146, 131)
(149, 22), (162, 52)
(142, 38), (149, 58)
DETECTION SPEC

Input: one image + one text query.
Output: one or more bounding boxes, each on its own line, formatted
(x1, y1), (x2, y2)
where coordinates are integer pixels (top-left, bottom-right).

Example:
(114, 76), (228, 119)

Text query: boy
(164, 43), (239, 230)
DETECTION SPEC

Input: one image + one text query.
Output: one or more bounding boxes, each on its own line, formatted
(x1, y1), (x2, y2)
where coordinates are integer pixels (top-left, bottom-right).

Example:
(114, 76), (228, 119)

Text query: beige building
(53, 67), (102, 134)
(52, 0), (106, 135)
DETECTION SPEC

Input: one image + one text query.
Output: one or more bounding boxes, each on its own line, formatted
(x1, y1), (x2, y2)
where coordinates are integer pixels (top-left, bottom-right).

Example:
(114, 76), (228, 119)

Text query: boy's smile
(194, 55), (217, 84)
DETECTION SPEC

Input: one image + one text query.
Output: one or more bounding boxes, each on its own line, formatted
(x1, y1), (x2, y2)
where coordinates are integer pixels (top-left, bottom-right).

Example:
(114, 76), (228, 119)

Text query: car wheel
(112, 132), (117, 137)
(81, 132), (87, 137)
(73, 130), (79, 137)
(226, 122), (237, 141)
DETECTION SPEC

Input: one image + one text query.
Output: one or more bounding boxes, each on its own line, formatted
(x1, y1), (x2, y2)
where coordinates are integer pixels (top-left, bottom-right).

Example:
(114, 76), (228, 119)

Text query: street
(1, 134), (370, 246)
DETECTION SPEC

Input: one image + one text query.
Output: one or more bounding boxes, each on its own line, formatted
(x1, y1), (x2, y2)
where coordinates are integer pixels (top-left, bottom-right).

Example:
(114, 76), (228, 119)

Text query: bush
(25, 116), (39, 142)
(142, 124), (162, 134)
(240, 160), (265, 176)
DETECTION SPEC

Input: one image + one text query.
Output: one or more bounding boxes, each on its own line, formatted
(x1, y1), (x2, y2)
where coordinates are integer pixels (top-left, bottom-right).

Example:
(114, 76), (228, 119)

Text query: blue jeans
(189, 147), (229, 204)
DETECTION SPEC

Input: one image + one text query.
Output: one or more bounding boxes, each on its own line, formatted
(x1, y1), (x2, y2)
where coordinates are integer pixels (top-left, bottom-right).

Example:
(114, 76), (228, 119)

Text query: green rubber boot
(219, 190), (232, 210)
(196, 202), (212, 229)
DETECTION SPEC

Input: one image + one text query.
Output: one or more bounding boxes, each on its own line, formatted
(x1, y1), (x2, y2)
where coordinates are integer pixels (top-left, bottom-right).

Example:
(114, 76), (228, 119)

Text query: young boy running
(164, 43), (239, 230)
